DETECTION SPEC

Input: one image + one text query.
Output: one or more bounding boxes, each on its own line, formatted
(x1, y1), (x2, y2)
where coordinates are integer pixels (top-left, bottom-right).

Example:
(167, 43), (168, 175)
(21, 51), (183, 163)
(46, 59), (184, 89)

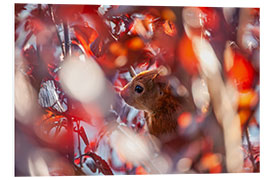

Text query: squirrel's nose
(120, 87), (128, 101)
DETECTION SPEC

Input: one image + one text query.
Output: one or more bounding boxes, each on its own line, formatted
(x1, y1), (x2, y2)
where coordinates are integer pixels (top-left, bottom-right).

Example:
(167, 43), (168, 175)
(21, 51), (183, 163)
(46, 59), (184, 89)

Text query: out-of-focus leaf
(79, 127), (89, 146)
(84, 139), (97, 153)
(226, 52), (255, 90)
(177, 34), (199, 75)
(135, 166), (147, 175)
(73, 25), (98, 57)
(199, 7), (220, 32)
(85, 152), (114, 175)
(86, 158), (97, 173)
(34, 110), (69, 145)
(238, 89), (259, 108)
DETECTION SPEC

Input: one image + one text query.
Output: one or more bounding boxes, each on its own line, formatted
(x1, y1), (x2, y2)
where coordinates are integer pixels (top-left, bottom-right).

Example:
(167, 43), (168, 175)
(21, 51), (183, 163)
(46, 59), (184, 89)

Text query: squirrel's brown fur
(120, 69), (194, 138)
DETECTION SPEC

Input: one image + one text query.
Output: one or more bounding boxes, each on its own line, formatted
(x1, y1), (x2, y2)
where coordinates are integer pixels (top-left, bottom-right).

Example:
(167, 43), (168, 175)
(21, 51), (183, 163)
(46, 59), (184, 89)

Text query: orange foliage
(161, 8), (176, 21)
(127, 37), (144, 51)
(109, 42), (128, 56)
(177, 34), (199, 75)
(201, 153), (222, 173)
(238, 109), (252, 126)
(73, 25), (98, 57)
(135, 166), (148, 175)
(162, 20), (177, 36)
(238, 89), (258, 108)
(226, 53), (255, 90)
(177, 112), (192, 129)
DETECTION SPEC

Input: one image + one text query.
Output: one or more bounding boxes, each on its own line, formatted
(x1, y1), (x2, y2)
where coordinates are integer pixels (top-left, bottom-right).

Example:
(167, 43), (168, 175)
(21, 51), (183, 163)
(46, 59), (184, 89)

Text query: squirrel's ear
(156, 81), (169, 97)
(152, 72), (167, 84)
(151, 73), (159, 81)
(129, 66), (137, 77)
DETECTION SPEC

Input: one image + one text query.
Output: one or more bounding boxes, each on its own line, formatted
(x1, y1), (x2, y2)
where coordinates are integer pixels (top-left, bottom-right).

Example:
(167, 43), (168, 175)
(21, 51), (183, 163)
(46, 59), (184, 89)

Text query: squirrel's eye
(135, 85), (144, 93)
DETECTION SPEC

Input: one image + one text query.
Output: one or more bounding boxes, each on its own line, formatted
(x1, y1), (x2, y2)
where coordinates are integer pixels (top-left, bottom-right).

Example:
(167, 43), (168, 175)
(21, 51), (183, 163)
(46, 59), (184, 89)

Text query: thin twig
(244, 128), (258, 172)
(63, 21), (71, 58)
(76, 120), (83, 167)
(241, 102), (259, 172)
(66, 116), (75, 163)
(48, 4), (65, 56)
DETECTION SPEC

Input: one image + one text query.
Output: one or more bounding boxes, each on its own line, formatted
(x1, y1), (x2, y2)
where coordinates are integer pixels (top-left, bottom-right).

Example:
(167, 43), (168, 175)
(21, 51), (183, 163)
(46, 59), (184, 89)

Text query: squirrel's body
(146, 90), (181, 137)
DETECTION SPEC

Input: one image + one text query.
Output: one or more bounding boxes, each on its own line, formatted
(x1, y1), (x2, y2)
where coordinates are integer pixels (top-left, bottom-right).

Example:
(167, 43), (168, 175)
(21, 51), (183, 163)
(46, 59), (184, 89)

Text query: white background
(1, 0), (269, 179)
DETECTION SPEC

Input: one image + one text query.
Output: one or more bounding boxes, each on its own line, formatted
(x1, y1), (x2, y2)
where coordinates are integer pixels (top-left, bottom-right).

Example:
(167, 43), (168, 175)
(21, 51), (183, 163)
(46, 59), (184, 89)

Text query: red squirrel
(120, 68), (226, 172)
(120, 68), (195, 138)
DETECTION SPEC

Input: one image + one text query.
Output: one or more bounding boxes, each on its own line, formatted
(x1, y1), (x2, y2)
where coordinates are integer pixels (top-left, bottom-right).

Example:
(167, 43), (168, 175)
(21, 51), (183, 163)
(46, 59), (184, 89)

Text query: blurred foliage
(15, 4), (259, 175)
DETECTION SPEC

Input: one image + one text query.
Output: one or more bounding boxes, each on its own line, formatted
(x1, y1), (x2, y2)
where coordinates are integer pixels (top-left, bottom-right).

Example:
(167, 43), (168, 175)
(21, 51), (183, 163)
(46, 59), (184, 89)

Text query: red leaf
(199, 7), (220, 31)
(84, 140), (97, 153)
(74, 158), (81, 165)
(79, 127), (89, 146)
(86, 152), (114, 175)
(73, 25), (98, 57)
(54, 5), (84, 22)
(25, 17), (46, 35)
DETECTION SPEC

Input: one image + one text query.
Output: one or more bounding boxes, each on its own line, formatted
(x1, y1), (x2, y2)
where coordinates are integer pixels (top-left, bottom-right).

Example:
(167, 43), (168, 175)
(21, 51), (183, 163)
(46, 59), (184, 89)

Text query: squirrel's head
(120, 69), (169, 112)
